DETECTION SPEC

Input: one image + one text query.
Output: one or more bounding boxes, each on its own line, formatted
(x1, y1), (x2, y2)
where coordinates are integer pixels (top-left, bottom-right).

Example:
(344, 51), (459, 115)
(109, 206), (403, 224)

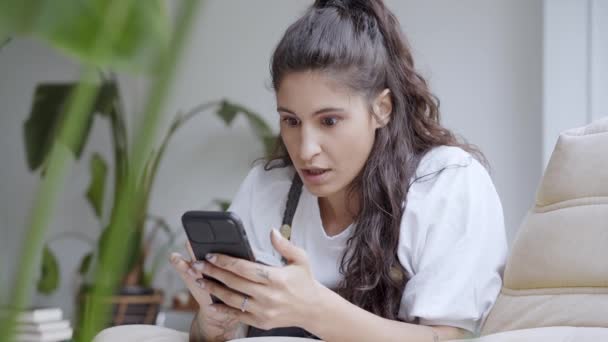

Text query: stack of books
(8, 307), (73, 342)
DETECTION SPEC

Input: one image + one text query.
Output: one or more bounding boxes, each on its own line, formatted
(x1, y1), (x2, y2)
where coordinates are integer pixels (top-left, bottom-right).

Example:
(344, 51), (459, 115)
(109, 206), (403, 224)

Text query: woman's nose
(298, 129), (322, 161)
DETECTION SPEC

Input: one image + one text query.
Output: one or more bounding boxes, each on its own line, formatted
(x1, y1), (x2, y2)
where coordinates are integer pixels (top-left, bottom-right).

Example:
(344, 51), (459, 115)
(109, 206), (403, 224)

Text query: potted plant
(27, 75), (276, 326)
(0, 1), (216, 341)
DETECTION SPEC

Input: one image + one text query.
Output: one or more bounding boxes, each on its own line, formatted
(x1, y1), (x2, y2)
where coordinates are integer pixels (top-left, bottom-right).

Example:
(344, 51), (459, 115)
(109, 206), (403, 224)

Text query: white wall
(591, 0), (608, 121)
(0, 0), (542, 320)
(543, 0), (608, 167)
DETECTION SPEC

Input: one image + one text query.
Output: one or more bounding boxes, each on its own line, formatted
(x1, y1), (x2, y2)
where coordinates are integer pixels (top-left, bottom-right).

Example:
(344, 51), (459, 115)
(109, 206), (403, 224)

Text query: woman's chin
(303, 183), (339, 198)
(303, 183), (326, 197)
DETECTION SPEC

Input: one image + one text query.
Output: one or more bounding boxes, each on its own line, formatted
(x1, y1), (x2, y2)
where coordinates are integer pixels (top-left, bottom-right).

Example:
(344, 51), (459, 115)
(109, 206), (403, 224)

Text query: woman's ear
(372, 89), (392, 128)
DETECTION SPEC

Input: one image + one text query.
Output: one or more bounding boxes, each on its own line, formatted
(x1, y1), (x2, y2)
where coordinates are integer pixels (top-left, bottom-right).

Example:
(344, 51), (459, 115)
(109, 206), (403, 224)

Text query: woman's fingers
(198, 260), (265, 298)
(185, 240), (275, 286)
(170, 252), (197, 278)
(206, 254), (274, 285)
(210, 303), (269, 331)
(185, 241), (197, 260)
(199, 304), (242, 327)
(169, 252), (212, 307)
(201, 278), (260, 314)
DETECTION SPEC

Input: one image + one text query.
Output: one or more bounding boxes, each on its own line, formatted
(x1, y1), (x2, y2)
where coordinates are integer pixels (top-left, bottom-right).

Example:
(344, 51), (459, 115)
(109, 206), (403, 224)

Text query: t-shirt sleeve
(397, 158), (508, 335)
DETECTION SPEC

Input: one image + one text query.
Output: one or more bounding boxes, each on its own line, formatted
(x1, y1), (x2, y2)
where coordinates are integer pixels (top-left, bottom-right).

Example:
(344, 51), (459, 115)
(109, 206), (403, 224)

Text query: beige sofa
(467, 116), (608, 340)
(94, 117), (608, 341)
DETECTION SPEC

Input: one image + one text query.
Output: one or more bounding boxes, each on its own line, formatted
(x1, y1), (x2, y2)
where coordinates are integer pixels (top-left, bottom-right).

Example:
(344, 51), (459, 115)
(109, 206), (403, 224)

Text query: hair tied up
(314, 0), (379, 12)
(313, 0), (385, 35)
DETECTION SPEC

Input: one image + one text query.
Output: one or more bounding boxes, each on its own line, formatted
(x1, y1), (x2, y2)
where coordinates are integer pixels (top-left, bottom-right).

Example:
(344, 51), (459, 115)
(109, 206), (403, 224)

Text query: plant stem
(130, 3), (204, 178)
(108, 84), (129, 212)
(142, 100), (221, 203)
(0, 73), (100, 342)
(181, 100), (222, 122)
(79, 1), (202, 340)
(0, 1), (140, 341)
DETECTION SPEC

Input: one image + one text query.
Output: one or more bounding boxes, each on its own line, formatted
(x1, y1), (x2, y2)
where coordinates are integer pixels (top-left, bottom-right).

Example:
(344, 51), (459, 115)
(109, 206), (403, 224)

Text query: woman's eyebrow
(276, 106), (346, 116)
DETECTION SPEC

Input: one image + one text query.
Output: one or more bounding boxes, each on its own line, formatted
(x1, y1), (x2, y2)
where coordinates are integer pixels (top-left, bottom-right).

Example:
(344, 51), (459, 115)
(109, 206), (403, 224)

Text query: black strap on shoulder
(247, 172), (319, 339)
(281, 173), (303, 227)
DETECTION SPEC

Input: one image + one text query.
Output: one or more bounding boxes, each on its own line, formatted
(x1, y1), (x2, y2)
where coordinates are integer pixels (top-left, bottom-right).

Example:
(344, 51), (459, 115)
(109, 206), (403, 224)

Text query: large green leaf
(23, 84), (86, 171)
(23, 82), (118, 171)
(85, 153), (108, 218)
(216, 100), (276, 156)
(216, 100), (240, 126)
(0, 0), (169, 72)
(37, 245), (59, 295)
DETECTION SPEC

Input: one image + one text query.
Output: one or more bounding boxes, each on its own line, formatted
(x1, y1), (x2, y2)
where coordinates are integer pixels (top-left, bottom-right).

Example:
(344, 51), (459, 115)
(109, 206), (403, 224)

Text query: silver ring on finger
(240, 295), (249, 313)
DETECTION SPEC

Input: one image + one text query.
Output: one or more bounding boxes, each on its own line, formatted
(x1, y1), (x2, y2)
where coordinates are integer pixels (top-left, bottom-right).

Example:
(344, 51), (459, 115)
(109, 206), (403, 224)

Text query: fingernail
(272, 229), (283, 240)
(205, 254), (216, 263)
(187, 268), (198, 277)
(170, 252), (182, 264)
(193, 261), (205, 272)
(196, 278), (206, 289)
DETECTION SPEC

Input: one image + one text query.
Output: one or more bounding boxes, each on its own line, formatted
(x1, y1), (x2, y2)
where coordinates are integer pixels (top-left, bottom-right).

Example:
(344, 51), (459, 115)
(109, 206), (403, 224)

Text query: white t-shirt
(227, 145), (508, 335)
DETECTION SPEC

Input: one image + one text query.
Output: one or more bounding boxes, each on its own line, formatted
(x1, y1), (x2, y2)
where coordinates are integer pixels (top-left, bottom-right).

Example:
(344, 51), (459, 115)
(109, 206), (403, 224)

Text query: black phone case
(181, 210), (256, 304)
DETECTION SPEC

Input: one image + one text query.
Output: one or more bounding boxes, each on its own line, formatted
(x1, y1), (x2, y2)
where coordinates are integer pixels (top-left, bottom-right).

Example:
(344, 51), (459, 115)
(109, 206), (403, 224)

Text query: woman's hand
(196, 228), (324, 331)
(169, 243), (247, 341)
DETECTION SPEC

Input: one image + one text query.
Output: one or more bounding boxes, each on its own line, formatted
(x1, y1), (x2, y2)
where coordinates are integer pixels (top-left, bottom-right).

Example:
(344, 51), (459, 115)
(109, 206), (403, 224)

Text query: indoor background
(0, 0), (605, 328)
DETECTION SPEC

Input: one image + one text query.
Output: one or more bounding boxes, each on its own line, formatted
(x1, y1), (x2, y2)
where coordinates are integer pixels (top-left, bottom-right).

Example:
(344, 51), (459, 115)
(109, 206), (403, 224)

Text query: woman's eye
(322, 117), (339, 126)
(282, 117), (300, 127)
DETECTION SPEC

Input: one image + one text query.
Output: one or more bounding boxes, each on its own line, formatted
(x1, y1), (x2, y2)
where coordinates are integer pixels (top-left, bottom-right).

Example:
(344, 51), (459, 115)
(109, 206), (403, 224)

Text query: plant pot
(110, 286), (163, 325)
(77, 285), (164, 327)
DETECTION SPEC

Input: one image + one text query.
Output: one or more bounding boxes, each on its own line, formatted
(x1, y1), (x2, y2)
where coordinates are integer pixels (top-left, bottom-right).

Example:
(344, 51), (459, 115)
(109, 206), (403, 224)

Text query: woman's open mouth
(301, 168), (331, 184)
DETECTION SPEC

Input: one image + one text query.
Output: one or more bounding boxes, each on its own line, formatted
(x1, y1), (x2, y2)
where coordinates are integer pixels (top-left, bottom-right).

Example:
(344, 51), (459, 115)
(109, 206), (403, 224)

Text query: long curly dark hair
(264, 0), (486, 321)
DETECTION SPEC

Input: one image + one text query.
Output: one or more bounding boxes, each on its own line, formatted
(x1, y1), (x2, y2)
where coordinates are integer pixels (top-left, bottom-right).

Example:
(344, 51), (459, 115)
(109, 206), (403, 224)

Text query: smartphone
(181, 210), (282, 303)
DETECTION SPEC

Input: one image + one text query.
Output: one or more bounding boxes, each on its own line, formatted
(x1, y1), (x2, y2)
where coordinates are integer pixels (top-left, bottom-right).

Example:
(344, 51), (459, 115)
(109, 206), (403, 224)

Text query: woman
(170, 0), (507, 341)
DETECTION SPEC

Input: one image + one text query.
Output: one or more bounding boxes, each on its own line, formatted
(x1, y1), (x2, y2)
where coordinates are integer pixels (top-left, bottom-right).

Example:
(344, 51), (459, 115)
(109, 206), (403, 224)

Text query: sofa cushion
(462, 326), (608, 342)
(481, 117), (608, 335)
(537, 118), (608, 207)
(93, 325), (318, 342)
(93, 325), (188, 342)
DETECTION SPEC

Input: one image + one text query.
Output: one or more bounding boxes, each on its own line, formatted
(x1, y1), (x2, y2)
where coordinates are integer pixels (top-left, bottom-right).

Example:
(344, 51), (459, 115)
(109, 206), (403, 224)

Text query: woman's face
(276, 71), (389, 199)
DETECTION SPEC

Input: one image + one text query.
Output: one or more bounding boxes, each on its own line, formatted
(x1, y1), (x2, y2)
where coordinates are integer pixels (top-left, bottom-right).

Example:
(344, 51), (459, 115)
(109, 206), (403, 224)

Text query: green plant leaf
(37, 245), (59, 295)
(0, 0), (169, 72)
(242, 110), (273, 139)
(213, 199), (231, 211)
(215, 100), (275, 155)
(94, 81), (120, 118)
(78, 252), (94, 276)
(216, 100), (240, 125)
(23, 82), (119, 171)
(24, 84), (87, 171)
(85, 153), (108, 218)
(216, 100), (274, 138)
